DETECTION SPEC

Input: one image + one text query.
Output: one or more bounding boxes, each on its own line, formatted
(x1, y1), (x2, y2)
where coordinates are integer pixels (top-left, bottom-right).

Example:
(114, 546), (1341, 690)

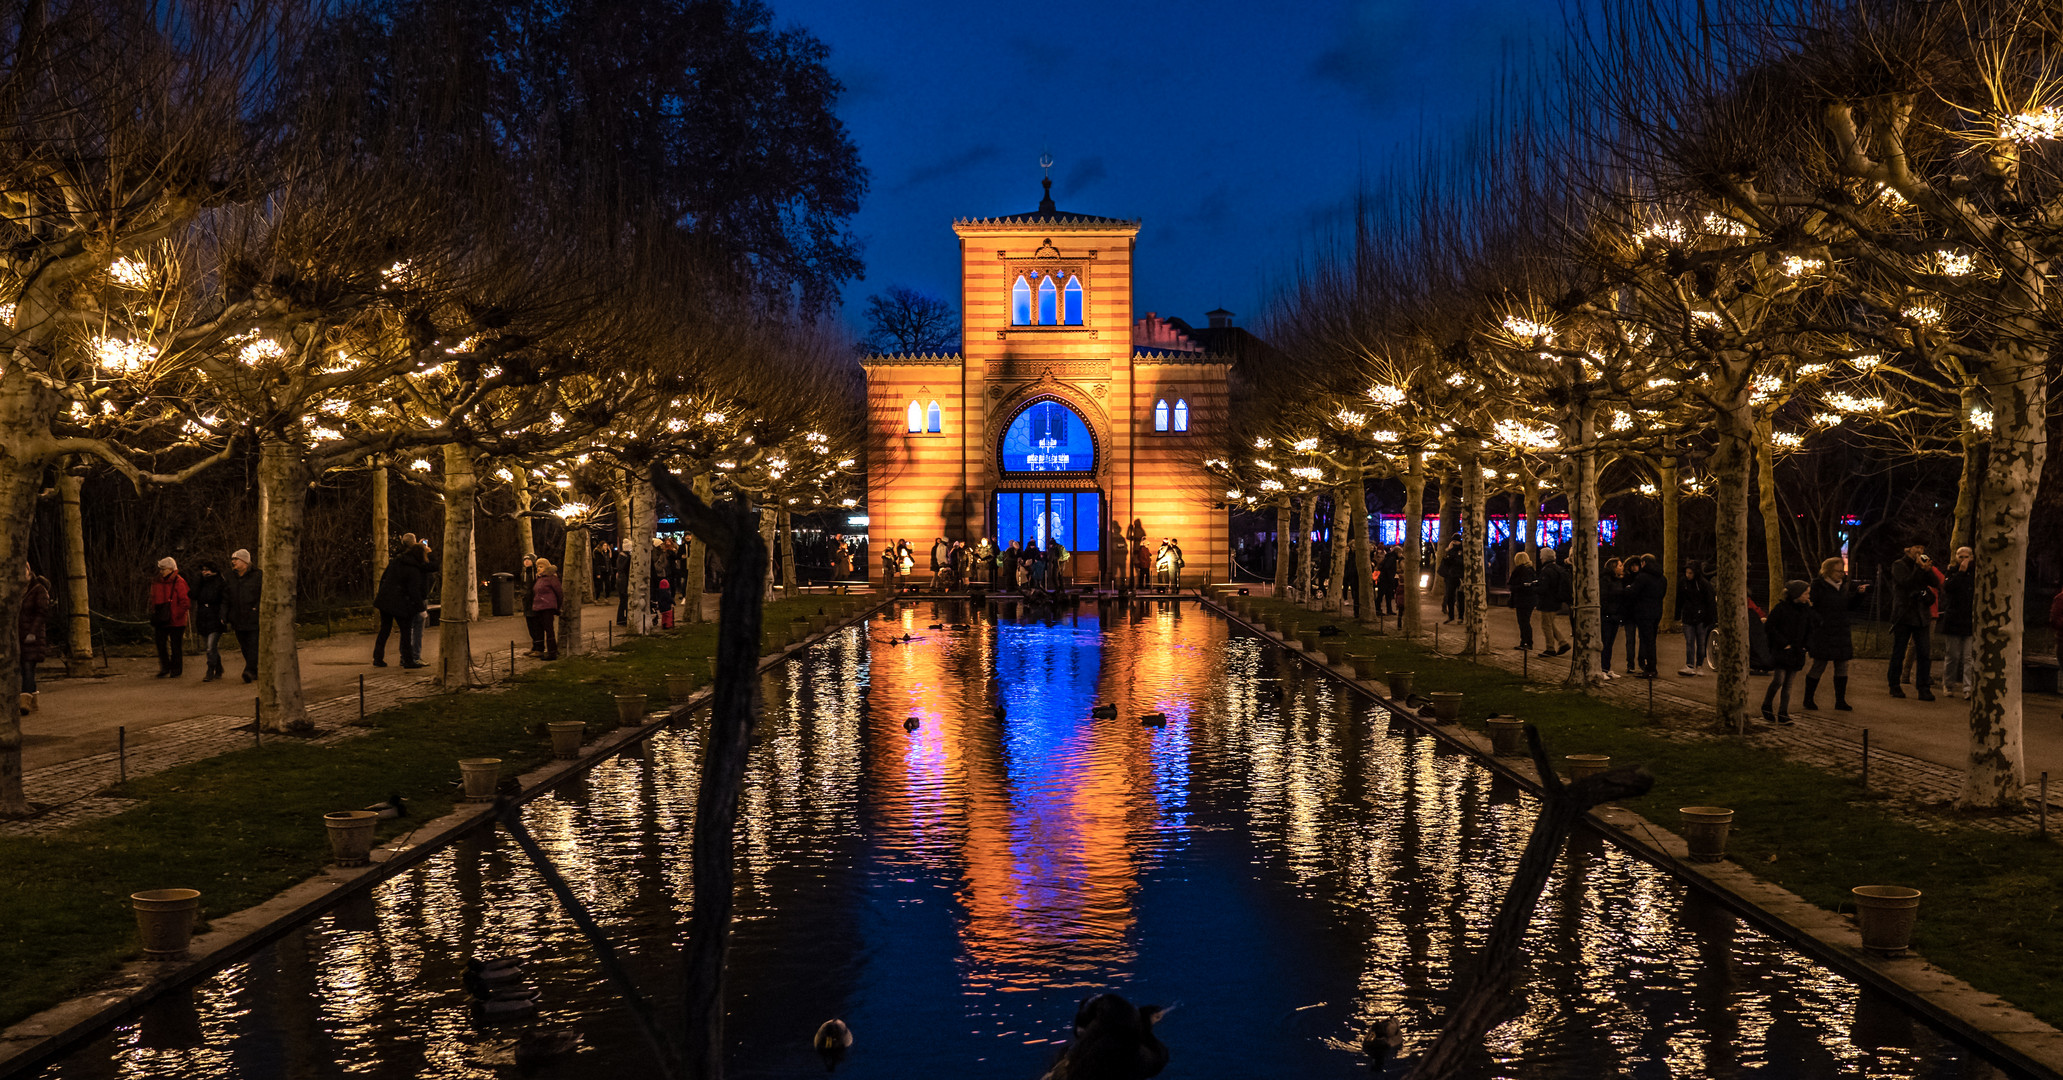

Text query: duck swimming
(813, 1018), (853, 1070)
(1089, 704), (1118, 720)
(904, 716), (921, 732)
(465, 957), (524, 985)
(1139, 713), (1168, 728)
(1043, 993), (1168, 1079)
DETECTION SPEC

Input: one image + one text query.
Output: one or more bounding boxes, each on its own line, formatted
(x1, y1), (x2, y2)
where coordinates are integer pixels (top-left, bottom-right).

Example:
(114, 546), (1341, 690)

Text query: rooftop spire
(1038, 150), (1055, 213)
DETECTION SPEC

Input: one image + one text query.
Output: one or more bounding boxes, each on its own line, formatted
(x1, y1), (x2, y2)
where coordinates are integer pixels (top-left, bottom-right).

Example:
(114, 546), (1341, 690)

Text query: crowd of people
(871, 526), (1187, 595)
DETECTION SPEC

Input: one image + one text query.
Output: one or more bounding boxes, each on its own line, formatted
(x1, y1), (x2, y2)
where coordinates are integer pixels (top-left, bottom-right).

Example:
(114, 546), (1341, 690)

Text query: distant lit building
(861, 177), (1234, 583)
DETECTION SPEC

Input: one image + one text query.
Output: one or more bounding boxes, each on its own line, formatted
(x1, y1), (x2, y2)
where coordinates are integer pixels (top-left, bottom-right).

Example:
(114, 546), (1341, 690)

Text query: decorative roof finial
(1039, 148), (1055, 213)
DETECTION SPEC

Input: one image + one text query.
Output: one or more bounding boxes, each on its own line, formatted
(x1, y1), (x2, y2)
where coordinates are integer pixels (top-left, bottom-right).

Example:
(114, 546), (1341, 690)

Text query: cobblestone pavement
(0, 620), (624, 838)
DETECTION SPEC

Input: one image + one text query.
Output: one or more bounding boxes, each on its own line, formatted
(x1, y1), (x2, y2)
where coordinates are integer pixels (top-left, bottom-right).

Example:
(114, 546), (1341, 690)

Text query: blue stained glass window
(1074, 492), (1100, 551)
(905, 401), (923, 433)
(994, 491), (1101, 552)
(1037, 275), (1057, 325)
(1012, 277), (1032, 325)
(1154, 400), (1169, 431)
(1000, 401), (1092, 473)
(1174, 399), (1189, 432)
(926, 400), (942, 433)
(996, 492), (1020, 547)
(1063, 276), (1083, 324)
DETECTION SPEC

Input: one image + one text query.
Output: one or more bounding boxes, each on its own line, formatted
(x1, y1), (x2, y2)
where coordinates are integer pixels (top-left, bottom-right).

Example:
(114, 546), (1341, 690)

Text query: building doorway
(995, 490), (1102, 581)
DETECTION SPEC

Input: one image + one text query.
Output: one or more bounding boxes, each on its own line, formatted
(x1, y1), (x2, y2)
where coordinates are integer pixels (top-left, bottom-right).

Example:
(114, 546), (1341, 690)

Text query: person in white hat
(225, 548), (263, 683)
(148, 557), (190, 678)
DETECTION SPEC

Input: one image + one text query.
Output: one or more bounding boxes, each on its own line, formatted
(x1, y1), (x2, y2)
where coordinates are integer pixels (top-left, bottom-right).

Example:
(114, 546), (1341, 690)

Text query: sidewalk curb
(1202, 594), (2063, 1080)
(0, 597), (889, 1080)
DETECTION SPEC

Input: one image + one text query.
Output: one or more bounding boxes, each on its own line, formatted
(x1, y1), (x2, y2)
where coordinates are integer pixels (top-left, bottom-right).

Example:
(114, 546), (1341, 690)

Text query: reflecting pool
(43, 600), (2014, 1078)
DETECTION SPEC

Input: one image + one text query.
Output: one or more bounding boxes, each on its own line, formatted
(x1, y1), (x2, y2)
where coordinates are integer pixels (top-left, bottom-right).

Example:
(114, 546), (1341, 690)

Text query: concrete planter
(458, 758), (502, 801)
(323, 810), (379, 867)
(1299, 634), (1325, 654)
(132, 889), (201, 960)
(790, 618), (811, 643)
(1321, 644), (1351, 667)
(612, 692), (648, 728)
(1852, 886), (1922, 953)
(547, 720), (585, 759)
(1386, 671), (1415, 700)
(1485, 717), (1526, 756)
(1429, 691), (1464, 722)
(810, 615), (830, 633)
(707, 655), (720, 678)
(665, 673), (698, 703)
(1350, 656), (1381, 681)
(1565, 754), (1611, 782)
(1679, 807), (1734, 862)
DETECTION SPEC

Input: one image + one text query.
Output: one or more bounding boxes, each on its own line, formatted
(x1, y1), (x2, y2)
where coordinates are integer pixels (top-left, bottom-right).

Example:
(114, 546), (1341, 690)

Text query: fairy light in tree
(1335, 409), (1366, 427)
(1692, 310), (1723, 327)
(1751, 374), (1784, 403)
(1647, 377), (1678, 388)
(1702, 213), (1748, 238)
(108, 258), (153, 288)
(1493, 419), (1559, 449)
(1501, 315), (1556, 343)
(1813, 412), (1844, 427)
(1367, 384), (1407, 407)
(702, 411), (727, 424)
(1797, 363), (1828, 377)
(1638, 220), (1687, 245)
(1259, 479), (1284, 492)
(1253, 437), (1271, 449)
(1638, 482), (1658, 496)
(1372, 430), (1400, 443)
(1770, 430), (1805, 449)
(2000, 107), (2062, 142)
(1610, 410), (1634, 431)
(1290, 466), (1322, 480)
(554, 479), (572, 489)
(410, 458), (432, 471)
(92, 336), (156, 372)
(1253, 459), (1276, 471)
(240, 338), (286, 366)
(552, 502), (590, 520)
(1903, 301), (1943, 326)
(1848, 354), (1882, 372)
(1932, 251), (1975, 276)
(1293, 437), (1319, 452)
(1781, 255), (1825, 277)
(1226, 489), (1243, 499)
(1970, 406), (1995, 433)
(1204, 457), (1229, 469)
(1825, 392), (1886, 413)
(840, 498), (858, 508)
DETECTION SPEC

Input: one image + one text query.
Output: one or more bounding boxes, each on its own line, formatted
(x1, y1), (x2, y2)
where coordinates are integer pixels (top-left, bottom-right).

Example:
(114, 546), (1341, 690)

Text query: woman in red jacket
(528, 558), (563, 660)
(149, 556), (191, 678)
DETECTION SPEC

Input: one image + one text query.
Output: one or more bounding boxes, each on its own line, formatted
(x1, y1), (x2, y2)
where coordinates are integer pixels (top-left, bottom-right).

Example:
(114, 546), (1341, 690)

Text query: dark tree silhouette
(861, 286), (960, 354)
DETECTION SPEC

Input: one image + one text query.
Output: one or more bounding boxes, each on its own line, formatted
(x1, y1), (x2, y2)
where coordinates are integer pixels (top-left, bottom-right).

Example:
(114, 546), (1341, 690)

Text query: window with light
(926, 400), (942, 433)
(906, 401), (923, 433)
(1174, 399), (1189, 432)
(1153, 399), (1169, 432)
(1010, 272), (1085, 327)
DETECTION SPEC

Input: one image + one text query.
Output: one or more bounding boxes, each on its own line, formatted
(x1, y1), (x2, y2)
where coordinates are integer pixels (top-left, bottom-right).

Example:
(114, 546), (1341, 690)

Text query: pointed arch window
(1174, 399), (1189, 432)
(1011, 276), (1032, 325)
(1063, 275), (1083, 325)
(1154, 399), (1170, 432)
(1037, 276), (1057, 324)
(906, 400), (924, 433)
(926, 400), (942, 433)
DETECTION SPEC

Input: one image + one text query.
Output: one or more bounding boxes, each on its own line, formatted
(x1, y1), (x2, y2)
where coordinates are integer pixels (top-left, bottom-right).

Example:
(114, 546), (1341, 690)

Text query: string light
(1367, 384), (1407, 407)
(2001, 107), (2062, 142)
(108, 258), (153, 288)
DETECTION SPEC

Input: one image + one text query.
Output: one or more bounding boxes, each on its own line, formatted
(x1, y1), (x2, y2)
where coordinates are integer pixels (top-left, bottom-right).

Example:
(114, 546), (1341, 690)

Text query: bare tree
(860, 285), (958, 354)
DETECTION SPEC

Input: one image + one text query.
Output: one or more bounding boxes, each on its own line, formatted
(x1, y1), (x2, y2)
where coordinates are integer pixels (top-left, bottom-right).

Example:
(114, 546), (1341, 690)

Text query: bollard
(254, 696), (261, 746)
(1862, 728), (1870, 790)
(358, 675), (365, 723)
(118, 726), (127, 783)
(510, 641), (516, 678)
(2041, 772), (2049, 839)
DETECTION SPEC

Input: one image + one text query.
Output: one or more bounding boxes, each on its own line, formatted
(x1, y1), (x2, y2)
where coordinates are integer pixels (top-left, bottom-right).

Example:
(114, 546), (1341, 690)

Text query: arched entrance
(993, 399), (1104, 583)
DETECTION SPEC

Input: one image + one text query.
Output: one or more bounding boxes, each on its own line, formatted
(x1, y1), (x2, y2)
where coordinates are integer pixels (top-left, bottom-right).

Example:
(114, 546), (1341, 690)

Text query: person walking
(1940, 546), (1976, 698)
(1677, 561), (1717, 677)
(191, 560), (227, 681)
(1377, 545), (1400, 616)
(1599, 557), (1628, 678)
(148, 557), (191, 678)
(1628, 554), (1667, 678)
(930, 536), (949, 589)
(1509, 550), (1537, 651)
(1535, 547), (1570, 656)
(1899, 551), (1947, 686)
(1437, 540), (1463, 623)
(880, 545), (898, 589)
(18, 562), (50, 713)
(1000, 541), (1020, 595)
(1130, 537), (1152, 592)
(373, 536), (435, 668)
(1761, 580), (1816, 725)
(528, 558), (563, 659)
(1804, 556), (1858, 710)
(613, 545), (632, 625)
(1887, 542), (1938, 700)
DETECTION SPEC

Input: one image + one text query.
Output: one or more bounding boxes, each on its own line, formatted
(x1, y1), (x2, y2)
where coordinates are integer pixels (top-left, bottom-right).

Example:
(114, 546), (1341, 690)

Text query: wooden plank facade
(861, 185), (1230, 584)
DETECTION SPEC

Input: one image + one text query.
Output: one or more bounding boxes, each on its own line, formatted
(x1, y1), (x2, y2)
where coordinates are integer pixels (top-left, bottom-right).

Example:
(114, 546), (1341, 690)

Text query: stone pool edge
(0, 599), (891, 1080)
(1198, 592), (2063, 1080)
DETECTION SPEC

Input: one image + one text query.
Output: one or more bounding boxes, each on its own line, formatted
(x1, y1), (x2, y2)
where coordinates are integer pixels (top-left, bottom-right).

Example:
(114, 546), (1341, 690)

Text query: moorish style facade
(861, 178), (1230, 584)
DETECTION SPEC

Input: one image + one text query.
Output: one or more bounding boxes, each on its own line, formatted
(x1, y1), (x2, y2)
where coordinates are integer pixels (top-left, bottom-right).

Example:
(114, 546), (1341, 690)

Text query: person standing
(1535, 547), (1570, 656)
(1939, 546), (1976, 698)
(1804, 556), (1858, 710)
(1130, 537), (1151, 591)
(1887, 543), (1938, 701)
(880, 545), (898, 589)
(1377, 545), (1400, 616)
(593, 540), (613, 598)
(373, 536), (434, 668)
(223, 549), (263, 683)
(528, 558), (563, 658)
(1677, 561), (1717, 677)
(17, 562), (50, 714)
(1599, 557), (1628, 679)
(1627, 554), (1667, 678)
(1762, 580), (1815, 725)
(1437, 540), (1463, 623)
(191, 560), (227, 682)
(1509, 550), (1537, 652)
(148, 557), (191, 678)
(1158, 537), (1185, 591)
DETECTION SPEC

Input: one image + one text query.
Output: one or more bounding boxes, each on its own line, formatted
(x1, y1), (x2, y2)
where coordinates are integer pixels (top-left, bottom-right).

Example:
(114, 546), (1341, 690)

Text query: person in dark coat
(17, 562), (50, 713)
(190, 560), (227, 681)
(225, 549), (263, 683)
(373, 536), (436, 668)
(1761, 580), (1816, 724)
(613, 546), (632, 625)
(1677, 562), (1717, 676)
(1000, 541), (1020, 595)
(1437, 540), (1464, 622)
(1599, 558), (1628, 677)
(1509, 550), (1537, 650)
(1534, 547), (1570, 655)
(1887, 543), (1937, 700)
(148, 556), (191, 678)
(1377, 546), (1400, 615)
(1804, 556), (1860, 710)
(1939, 546), (1976, 698)
(1628, 554), (1668, 677)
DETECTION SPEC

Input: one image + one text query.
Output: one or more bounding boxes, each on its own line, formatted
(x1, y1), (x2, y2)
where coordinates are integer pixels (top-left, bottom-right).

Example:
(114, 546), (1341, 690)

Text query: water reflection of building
(861, 176), (1234, 584)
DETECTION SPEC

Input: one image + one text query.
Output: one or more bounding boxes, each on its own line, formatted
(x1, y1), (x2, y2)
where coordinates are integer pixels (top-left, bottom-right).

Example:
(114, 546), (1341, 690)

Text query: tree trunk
(675, 499), (768, 1080)
(1960, 343), (2043, 809)
(1660, 440), (1680, 628)
(758, 505), (779, 603)
(621, 479), (655, 635)
(0, 415), (45, 815)
(1522, 464), (1540, 567)
(438, 445), (482, 690)
(1402, 450), (1426, 638)
(1949, 384), (1985, 555)
(683, 474), (712, 622)
(1461, 459), (1489, 655)
(465, 524), (479, 622)
(255, 440), (313, 732)
(560, 514), (589, 658)
(57, 464), (94, 675)
(1438, 474), (1460, 547)
(1297, 496), (1315, 606)
(1350, 472), (1373, 625)
(779, 509), (798, 596)
(1273, 501), (1291, 594)
(1326, 489), (1350, 613)
(510, 464), (535, 560)
(1562, 401), (1603, 689)
(1710, 397), (1755, 734)
(371, 458), (390, 603)
(1755, 413), (1783, 605)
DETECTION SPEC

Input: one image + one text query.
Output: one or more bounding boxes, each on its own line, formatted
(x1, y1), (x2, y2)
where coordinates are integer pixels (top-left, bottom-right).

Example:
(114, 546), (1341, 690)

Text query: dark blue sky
(775, 0), (1561, 337)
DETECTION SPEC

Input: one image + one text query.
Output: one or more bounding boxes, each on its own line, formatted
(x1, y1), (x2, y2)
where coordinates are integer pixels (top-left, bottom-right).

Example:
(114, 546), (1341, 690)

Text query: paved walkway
(3, 599), (658, 836)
